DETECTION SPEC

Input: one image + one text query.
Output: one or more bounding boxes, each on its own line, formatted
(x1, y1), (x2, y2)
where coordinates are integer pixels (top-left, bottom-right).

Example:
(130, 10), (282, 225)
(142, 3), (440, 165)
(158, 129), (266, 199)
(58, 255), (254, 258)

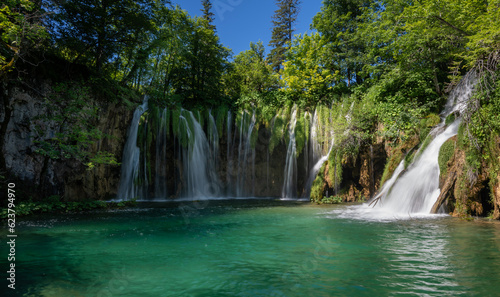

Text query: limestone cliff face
(0, 82), (134, 201)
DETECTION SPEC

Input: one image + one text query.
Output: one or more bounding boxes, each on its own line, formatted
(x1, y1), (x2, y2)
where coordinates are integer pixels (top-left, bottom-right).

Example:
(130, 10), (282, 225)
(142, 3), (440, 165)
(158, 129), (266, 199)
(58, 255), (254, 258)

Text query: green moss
(426, 113), (441, 127)
(269, 116), (284, 154)
(250, 123), (259, 149)
(216, 105), (229, 138)
(438, 138), (456, 176)
(380, 149), (404, 186)
(304, 112), (311, 144)
(310, 163), (327, 203)
(404, 149), (417, 169)
(445, 113), (456, 125)
(295, 116), (306, 156)
(413, 132), (433, 161)
(172, 108), (181, 137)
(327, 148), (343, 190)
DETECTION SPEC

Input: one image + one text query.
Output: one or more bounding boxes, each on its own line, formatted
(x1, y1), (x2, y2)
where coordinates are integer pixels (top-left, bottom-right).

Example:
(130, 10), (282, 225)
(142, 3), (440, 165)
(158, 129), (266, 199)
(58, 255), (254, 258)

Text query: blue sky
(172, 0), (325, 57)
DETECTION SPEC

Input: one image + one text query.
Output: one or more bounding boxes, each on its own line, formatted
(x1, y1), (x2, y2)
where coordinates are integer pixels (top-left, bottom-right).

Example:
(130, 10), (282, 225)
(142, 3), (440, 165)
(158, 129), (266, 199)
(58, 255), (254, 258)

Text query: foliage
(227, 41), (279, 97)
(317, 195), (343, 205)
(46, 0), (167, 73)
(0, 0), (48, 77)
(0, 198), (137, 218)
(312, 0), (371, 87)
(32, 82), (119, 168)
(281, 33), (336, 106)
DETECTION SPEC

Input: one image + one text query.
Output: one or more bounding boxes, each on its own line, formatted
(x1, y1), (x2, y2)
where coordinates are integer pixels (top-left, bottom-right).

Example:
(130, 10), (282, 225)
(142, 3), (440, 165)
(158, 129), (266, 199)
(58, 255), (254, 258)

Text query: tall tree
(312, 0), (371, 87)
(268, 0), (301, 72)
(228, 41), (278, 96)
(46, 0), (166, 73)
(201, 0), (215, 31)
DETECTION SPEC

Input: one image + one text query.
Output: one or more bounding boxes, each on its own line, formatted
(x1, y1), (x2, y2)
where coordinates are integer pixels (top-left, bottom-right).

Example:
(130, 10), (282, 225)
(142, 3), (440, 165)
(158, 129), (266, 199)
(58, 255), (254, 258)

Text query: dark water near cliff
(2, 200), (500, 296)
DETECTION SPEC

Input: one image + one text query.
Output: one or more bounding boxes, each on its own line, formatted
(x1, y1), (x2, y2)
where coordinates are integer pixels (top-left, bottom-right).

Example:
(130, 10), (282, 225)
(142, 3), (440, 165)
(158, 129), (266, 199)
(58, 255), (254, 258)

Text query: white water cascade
(179, 110), (220, 198)
(282, 108), (298, 198)
(116, 99), (149, 201)
(235, 110), (256, 197)
(368, 73), (476, 215)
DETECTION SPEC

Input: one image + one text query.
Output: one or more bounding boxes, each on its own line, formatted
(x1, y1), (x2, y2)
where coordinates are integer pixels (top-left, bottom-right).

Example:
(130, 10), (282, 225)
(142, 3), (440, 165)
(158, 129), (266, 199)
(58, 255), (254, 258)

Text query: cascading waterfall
(235, 110), (256, 197)
(282, 108), (298, 198)
(116, 98), (149, 200)
(369, 73), (476, 214)
(117, 99), (347, 201)
(178, 110), (220, 198)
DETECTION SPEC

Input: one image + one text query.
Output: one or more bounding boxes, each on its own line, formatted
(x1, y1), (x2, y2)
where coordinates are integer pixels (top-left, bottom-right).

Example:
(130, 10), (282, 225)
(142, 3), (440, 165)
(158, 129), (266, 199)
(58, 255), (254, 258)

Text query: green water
(2, 200), (500, 297)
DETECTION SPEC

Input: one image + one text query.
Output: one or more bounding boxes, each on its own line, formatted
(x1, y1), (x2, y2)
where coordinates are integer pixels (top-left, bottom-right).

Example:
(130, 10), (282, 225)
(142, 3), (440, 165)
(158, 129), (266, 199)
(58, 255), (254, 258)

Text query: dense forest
(1, 0), (500, 219)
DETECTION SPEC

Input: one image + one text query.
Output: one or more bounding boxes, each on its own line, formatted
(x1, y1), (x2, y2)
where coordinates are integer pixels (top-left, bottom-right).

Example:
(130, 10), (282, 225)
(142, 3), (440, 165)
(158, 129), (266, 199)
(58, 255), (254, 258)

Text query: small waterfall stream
(367, 73), (476, 215)
(282, 108), (298, 198)
(374, 120), (460, 214)
(116, 99), (149, 200)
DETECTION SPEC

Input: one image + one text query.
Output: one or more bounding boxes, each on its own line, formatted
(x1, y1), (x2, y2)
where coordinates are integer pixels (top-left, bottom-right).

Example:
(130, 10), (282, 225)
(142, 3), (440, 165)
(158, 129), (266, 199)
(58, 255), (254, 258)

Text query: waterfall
(116, 99), (149, 201)
(178, 110), (220, 198)
(282, 108), (298, 198)
(235, 110), (256, 197)
(369, 73), (476, 215)
(303, 142), (334, 198)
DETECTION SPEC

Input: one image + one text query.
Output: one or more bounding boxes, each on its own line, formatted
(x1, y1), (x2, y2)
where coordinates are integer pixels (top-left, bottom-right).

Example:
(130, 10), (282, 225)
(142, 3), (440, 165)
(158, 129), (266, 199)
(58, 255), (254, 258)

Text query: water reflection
(378, 221), (465, 295)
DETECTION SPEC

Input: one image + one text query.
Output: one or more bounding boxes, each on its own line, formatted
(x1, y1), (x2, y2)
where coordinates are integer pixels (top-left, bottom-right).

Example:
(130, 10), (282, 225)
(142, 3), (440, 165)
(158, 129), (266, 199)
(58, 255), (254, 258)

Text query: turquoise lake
(2, 200), (500, 297)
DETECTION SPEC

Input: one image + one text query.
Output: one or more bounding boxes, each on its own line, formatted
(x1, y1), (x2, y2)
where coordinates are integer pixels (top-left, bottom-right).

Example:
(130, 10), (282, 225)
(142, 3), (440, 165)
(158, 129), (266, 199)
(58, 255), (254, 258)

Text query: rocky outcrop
(0, 81), (135, 201)
(310, 142), (387, 203)
(432, 137), (498, 218)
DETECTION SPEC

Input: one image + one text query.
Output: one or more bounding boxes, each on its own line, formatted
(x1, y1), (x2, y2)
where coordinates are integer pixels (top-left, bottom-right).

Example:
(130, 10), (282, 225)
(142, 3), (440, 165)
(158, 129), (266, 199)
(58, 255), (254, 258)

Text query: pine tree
(201, 0), (216, 31)
(268, 0), (301, 72)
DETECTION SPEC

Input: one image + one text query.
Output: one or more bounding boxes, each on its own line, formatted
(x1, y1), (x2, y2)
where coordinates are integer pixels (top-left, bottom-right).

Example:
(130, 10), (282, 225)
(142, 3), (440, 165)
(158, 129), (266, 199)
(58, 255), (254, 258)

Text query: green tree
(281, 33), (337, 106)
(268, 0), (301, 72)
(312, 0), (371, 87)
(0, 0), (47, 78)
(230, 41), (278, 96)
(201, 0), (216, 31)
(146, 7), (230, 108)
(46, 0), (167, 73)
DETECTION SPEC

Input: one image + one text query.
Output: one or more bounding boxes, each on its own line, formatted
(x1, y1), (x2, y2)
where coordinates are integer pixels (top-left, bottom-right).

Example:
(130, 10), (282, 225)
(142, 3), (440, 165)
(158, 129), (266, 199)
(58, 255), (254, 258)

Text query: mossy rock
(438, 137), (456, 176)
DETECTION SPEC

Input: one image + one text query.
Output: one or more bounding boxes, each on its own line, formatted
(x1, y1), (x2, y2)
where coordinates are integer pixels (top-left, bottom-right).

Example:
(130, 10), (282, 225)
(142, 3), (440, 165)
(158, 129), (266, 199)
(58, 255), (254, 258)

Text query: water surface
(2, 200), (500, 296)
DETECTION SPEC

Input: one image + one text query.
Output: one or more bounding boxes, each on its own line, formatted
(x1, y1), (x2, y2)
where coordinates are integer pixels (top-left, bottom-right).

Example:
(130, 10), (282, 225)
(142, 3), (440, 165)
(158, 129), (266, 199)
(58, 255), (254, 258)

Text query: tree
(229, 41), (278, 96)
(281, 33), (337, 106)
(0, 0), (47, 78)
(46, 0), (167, 73)
(146, 7), (230, 108)
(312, 0), (371, 87)
(268, 0), (301, 72)
(201, 0), (215, 31)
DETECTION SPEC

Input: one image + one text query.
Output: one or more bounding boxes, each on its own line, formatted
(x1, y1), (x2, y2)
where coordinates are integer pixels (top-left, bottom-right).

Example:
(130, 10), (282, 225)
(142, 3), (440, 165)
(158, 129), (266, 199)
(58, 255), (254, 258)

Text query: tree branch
(431, 16), (471, 36)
